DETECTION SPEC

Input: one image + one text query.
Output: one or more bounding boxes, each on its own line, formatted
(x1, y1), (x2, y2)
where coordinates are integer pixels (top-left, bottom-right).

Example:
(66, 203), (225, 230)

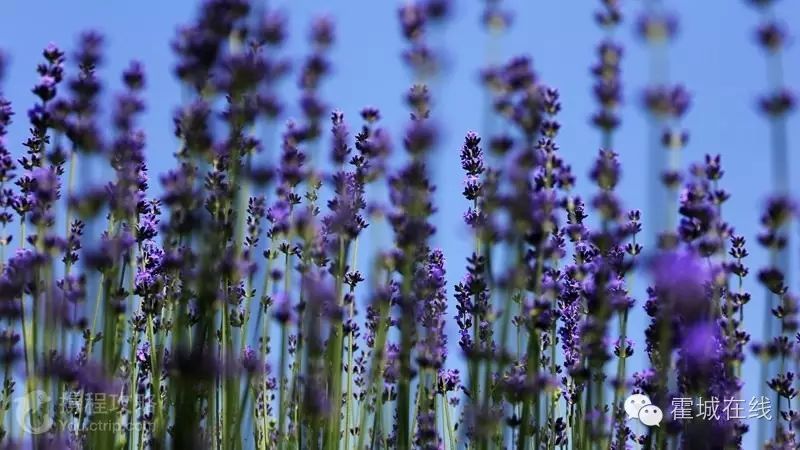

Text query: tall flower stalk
(0, 2), (796, 450)
(745, 0), (796, 443)
(638, 1), (690, 239)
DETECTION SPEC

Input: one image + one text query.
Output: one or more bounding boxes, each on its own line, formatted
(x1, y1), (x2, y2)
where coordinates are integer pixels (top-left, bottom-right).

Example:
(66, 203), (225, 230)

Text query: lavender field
(0, 0), (798, 449)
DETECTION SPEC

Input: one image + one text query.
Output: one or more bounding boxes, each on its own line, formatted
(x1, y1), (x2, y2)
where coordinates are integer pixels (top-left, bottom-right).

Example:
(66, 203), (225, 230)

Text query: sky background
(1, 0), (799, 446)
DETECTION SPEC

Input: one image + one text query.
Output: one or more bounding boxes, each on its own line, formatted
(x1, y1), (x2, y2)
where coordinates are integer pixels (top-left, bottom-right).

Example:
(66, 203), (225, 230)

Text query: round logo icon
(624, 393), (652, 419)
(639, 405), (664, 427)
(14, 390), (53, 435)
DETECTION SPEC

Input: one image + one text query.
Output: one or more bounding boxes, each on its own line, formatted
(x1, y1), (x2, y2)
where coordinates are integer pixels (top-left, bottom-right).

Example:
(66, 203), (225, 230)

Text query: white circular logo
(638, 405), (664, 427)
(14, 390), (53, 435)
(624, 393), (663, 427)
(624, 393), (652, 419)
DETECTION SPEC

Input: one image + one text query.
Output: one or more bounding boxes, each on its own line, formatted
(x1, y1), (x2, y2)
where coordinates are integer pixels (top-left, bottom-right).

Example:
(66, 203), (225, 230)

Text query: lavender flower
(0, 2), (792, 449)
(650, 249), (712, 321)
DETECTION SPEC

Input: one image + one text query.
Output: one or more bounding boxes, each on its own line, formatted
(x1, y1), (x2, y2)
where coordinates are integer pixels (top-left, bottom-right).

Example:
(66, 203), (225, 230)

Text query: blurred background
(1, 1), (799, 446)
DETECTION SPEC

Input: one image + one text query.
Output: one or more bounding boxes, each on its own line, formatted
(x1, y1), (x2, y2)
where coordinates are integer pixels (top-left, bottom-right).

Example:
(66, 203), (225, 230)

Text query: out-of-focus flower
(650, 249), (712, 321)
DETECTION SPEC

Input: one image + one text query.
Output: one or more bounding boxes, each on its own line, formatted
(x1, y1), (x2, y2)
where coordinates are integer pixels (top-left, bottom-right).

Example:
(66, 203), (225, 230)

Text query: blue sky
(1, 0), (799, 445)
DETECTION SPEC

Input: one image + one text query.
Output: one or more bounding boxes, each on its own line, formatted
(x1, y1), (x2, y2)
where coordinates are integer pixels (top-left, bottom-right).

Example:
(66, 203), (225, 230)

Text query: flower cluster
(0, 1), (795, 450)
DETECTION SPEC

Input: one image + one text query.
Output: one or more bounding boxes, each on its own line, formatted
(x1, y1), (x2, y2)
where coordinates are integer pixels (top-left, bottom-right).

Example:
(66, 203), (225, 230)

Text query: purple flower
(271, 291), (294, 324)
(399, 3), (427, 41)
(759, 88), (796, 117)
(591, 40), (623, 133)
(414, 410), (440, 449)
(756, 21), (787, 51)
(57, 274), (86, 305)
(75, 31), (104, 68)
(650, 249), (712, 321)
(310, 15), (335, 49)
(746, 0), (777, 8)
(387, 159), (436, 251)
(425, 0), (451, 21)
(0, 100), (12, 139)
(437, 368), (460, 394)
(595, 0), (622, 27)
(636, 11), (678, 42)
(558, 276), (582, 374)
(267, 199), (291, 236)
(32, 75), (57, 102)
(257, 10), (288, 46)
(460, 131), (484, 199)
(214, 50), (268, 94)
(589, 149), (621, 191)
(172, 0), (249, 89)
(278, 123), (308, 186)
(643, 84), (691, 118)
(355, 123), (392, 182)
(136, 341), (151, 365)
(680, 321), (722, 366)
(29, 167), (59, 204)
(241, 345), (262, 373)
(481, 1), (513, 31)
(454, 253), (489, 357)
(323, 171), (367, 241)
(85, 229), (135, 271)
(414, 249), (448, 369)
(329, 110), (350, 165)
(383, 343), (401, 384)
(402, 118), (438, 155)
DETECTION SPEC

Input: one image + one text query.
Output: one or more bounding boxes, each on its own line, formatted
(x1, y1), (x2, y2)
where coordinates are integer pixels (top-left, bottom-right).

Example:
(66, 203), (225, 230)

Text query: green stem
(356, 275), (391, 450)
(277, 324), (287, 448)
(442, 393), (456, 450)
(611, 309), (630, 445)
(325, 237), (348, 448)
(343, 238), (359, 450)
(147, 315), (163, 441)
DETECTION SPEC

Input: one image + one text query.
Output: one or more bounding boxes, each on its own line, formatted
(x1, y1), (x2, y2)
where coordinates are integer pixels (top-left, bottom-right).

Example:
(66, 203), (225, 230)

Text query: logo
(14, 390), (53, 435)
(638, 404), (664, 427)
(624, 393), (663, 427)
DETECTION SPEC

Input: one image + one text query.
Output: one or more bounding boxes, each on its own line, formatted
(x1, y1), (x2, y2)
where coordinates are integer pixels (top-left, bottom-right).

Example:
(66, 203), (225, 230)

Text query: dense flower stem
(397, 270), (413, 450)
(325, 237), (349, 449)
(757, 258), (775, 446)
(0, 2), (789, 449)
(146, 312), (162, 441)
(547, 300), (558, 450)
(748, 2), (794, 444)
(343, 237), (359, 450)
(356, 276), (391, 450)
(221, 285), (231, 448)
(278, 245), (292, 449)
(277, 322), (288, 447)
(612, 228), (638, 447)
(518, 245), (545, 450)
(518, 330), (541, 450)
(611, 311), (629, 428)
(63, 149), (78, 274)
(760, 8), (790, 198)
(655, 314), (671, 450)
(289, 288), (303, 445)
(640, 0), (675, 237)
